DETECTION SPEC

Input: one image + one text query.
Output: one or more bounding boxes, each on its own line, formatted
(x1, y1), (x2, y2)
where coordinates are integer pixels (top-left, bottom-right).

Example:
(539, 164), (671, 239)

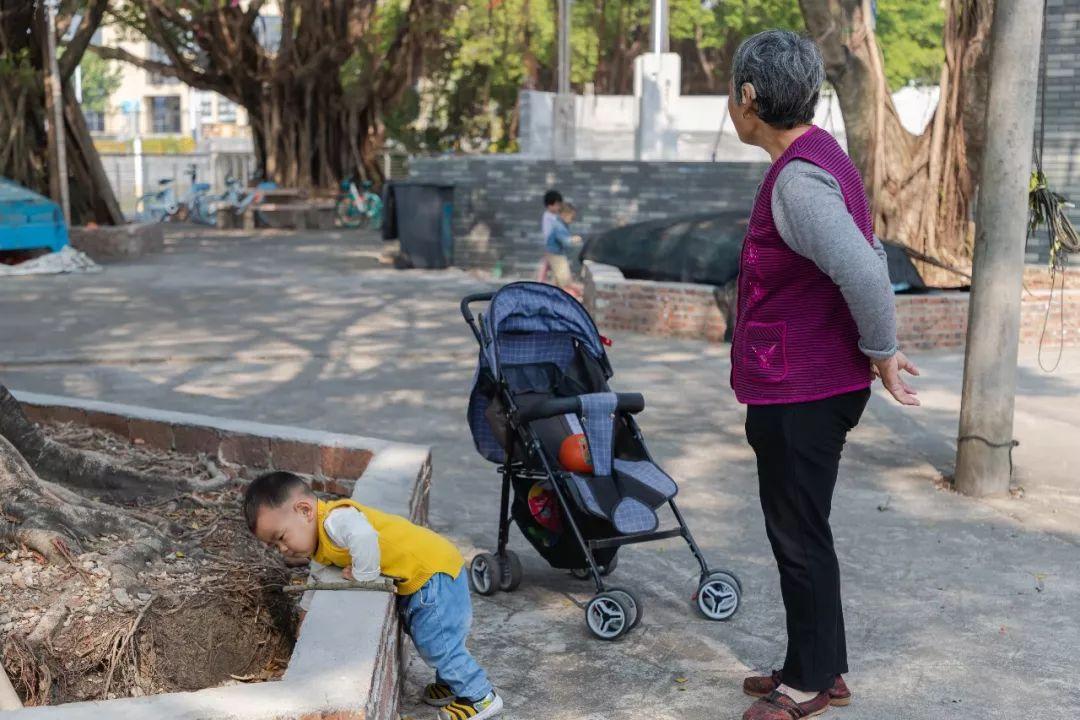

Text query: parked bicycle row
(134, 165), (383, 230)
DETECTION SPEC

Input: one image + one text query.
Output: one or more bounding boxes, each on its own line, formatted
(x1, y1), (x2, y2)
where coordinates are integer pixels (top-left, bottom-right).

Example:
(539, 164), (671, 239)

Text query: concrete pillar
(552, 0), (574, 160)
(634, 52), (681, 160)
(553, 95), (576, 161)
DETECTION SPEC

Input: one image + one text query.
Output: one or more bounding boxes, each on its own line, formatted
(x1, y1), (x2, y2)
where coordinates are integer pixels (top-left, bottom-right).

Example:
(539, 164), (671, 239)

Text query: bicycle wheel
(336, 197), (362, 228)
(192, 197), (215, 226)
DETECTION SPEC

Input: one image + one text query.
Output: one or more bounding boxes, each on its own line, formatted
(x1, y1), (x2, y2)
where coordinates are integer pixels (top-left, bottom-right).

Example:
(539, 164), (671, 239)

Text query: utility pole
(651, 0), (669, 55)
(42, 0), (71, 226)
(955, 0), (1044, 496)
(552, 0), (574, 160)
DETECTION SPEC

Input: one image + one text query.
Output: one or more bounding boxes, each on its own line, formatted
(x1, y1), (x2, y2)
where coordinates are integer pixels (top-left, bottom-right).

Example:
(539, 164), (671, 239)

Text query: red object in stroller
(462, 282), (741, 640)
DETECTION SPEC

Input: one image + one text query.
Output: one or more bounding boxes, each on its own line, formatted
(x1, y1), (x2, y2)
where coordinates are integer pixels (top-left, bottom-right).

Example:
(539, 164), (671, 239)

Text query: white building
(87, 24), (261, 142)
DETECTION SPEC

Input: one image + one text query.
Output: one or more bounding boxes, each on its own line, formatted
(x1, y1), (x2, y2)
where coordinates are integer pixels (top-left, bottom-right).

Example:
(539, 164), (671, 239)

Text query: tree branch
(58, 0), (108, 81)
(89, 44), (231, 97)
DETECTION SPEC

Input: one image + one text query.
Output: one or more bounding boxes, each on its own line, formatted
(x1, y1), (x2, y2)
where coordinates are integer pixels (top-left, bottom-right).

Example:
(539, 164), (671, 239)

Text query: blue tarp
(0, 178), (68, 253)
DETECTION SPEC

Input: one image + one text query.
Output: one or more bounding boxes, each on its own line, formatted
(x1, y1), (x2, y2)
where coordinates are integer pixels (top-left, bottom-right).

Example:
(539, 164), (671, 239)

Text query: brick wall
(584, 262), (1080, 350)
(19, 400), (373, 495)
(408, 156), (768, 274)
(583, 261), (732, 342)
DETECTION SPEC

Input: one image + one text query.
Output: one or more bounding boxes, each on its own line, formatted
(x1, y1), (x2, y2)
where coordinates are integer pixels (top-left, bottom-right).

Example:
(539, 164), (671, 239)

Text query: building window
(199, 96), (213, 119)
(147, 44), (177, 85)
(149, 96), (182, 133)
(84, 109), (105, 133)
(218, 98), (237, 124)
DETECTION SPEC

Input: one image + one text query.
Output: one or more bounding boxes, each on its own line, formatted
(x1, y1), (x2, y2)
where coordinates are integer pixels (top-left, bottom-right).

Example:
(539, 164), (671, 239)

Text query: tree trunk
(0, 1), (122, 225)
(800, 0), (993, 286)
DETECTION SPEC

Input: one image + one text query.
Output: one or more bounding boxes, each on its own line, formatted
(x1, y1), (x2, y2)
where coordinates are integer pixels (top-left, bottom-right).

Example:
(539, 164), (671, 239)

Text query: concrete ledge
(583, 261), (1080, 350)
(5, 392), (433, 720)
(68, 223), (164, 262)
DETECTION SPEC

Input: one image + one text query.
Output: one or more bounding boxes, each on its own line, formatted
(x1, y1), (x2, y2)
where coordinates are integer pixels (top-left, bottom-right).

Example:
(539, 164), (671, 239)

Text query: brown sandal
(743, 671), (852, 707)
(741, 690), (830, 720)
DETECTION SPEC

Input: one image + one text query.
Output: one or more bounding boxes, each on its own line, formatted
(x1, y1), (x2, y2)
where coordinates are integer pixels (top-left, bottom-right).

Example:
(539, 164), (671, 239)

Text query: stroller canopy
(468, 282), (611, 464)
(483, 282), (608, 376)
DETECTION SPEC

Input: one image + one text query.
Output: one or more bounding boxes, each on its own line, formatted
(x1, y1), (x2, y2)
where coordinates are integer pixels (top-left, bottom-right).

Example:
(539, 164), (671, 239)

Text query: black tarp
(582, 211), (927, 292)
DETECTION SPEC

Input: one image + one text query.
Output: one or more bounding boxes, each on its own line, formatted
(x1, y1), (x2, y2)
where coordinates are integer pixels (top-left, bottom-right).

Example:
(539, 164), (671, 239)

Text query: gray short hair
(732, 30), (825, 129)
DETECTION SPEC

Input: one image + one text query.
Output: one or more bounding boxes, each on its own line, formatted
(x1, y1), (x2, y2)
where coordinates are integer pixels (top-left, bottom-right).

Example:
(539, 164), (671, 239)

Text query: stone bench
(68, 223), (165, 262)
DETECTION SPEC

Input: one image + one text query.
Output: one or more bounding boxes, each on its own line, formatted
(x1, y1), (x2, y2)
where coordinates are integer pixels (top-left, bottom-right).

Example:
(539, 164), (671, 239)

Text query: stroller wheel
(707, 568), (742, 595)
(469, 553), (501, 596)
(695, 572), (741, 621)
(606, 587), (642, 630)
(585, 592), (633, 641)
(497, 550), (523, 592)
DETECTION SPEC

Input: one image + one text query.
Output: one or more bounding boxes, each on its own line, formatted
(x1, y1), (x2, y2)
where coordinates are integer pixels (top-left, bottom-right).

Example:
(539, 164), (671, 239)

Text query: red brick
(19, 404), (50, 424)
(85, 410), (129, 438)
(271, 439), (321, 474)
(310, 477), (355, 497)
(128, 419), (174, 451)
(321, 447), (373, 479)
(173, 424), (221, 456)
(219, 433), (271, 468)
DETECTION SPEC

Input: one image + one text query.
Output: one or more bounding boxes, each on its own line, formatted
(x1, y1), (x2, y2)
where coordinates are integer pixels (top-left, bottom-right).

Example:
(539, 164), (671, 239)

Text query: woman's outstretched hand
(872, 351), (920, 406)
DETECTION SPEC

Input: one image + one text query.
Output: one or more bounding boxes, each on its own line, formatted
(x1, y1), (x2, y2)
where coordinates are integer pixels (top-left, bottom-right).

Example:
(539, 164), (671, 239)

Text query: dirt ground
(1, 423), (299, 706)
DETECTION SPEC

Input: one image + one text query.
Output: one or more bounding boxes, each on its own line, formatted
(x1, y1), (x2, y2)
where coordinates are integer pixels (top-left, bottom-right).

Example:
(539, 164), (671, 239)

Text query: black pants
(745, 389), (870, 693)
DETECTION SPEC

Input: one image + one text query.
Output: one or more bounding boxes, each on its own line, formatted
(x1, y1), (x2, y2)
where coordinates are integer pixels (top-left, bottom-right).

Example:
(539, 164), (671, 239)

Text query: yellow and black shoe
(438, 691), (503, 720)
(422, 682), (455, 707)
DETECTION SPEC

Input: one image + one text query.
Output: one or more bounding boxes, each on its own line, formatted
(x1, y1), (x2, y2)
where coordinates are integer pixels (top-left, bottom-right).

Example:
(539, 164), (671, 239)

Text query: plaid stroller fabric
(466, 282), (676, 537)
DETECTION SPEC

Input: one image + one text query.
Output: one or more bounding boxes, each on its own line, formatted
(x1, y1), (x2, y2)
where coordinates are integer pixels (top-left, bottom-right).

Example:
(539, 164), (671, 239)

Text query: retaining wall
(7, 391), (432, 720)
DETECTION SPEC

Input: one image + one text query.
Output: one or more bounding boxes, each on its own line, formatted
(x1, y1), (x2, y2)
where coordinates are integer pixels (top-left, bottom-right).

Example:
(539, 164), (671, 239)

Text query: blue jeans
(398, 570), (492, 701)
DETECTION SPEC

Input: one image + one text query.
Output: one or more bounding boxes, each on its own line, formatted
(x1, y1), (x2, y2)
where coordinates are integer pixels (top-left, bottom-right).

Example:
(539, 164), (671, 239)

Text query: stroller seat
(569, 460), (678, 534)
(562, 392), (679, 535)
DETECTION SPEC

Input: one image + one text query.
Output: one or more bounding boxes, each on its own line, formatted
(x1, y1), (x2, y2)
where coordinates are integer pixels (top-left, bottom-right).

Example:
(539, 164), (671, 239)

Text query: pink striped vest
(731, 126), (875, 405)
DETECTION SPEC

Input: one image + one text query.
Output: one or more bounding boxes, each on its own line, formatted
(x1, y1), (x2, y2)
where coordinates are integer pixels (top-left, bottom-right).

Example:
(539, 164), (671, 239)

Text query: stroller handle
(460, 292), (495, 324)
(461, 292), (496, 342)
(517, 393), (645, 425)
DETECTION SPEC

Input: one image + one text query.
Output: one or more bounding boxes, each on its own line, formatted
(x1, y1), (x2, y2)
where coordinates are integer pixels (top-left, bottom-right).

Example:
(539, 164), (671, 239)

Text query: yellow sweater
(312, 498), (463, 596)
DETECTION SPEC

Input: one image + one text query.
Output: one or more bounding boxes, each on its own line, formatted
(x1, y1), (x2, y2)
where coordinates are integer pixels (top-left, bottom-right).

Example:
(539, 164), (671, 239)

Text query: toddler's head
(559, 203), (576, 224)
(243, 471), (319, 558)
(544, 189), (563, 212)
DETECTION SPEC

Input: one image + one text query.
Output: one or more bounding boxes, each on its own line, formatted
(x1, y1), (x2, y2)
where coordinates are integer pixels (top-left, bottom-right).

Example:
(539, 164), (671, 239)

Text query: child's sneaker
(437, 690), (503, 720)
(422, 682), (455, 707)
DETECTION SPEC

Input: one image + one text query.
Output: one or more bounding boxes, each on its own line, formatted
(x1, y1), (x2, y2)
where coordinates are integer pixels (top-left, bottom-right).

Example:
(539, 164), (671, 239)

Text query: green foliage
(0, 47), (38, 90)
(875, 0), (946, 90)
(79, 52), (121, 113)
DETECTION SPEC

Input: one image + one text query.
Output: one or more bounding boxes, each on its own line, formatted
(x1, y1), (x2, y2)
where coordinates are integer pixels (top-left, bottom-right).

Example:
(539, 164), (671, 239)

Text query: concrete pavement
(1, 228), (1077, 720)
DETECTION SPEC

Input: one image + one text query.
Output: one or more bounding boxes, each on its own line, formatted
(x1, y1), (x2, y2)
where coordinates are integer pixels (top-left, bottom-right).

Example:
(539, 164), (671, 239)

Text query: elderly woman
(726, 30), (919, 720)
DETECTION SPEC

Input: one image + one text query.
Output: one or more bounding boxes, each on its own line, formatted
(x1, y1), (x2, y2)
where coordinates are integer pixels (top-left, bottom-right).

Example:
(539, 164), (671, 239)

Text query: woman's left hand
(872, 351), (920, 406)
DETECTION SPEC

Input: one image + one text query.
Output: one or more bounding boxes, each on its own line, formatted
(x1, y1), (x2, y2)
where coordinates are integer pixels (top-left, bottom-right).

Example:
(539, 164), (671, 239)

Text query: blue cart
(0, 178), (69, 253)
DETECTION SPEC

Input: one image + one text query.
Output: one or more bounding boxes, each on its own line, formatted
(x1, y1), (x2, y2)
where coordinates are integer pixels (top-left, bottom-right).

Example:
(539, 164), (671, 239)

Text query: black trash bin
(383, 182), (454, 269)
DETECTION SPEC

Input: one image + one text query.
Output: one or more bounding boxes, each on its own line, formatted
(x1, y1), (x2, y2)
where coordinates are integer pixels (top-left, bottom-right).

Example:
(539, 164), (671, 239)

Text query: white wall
(519, 85), (939, 162)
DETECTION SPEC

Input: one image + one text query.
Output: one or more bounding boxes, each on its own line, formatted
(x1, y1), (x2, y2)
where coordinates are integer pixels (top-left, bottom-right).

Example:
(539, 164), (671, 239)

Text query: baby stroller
(462, 282), (741, 640)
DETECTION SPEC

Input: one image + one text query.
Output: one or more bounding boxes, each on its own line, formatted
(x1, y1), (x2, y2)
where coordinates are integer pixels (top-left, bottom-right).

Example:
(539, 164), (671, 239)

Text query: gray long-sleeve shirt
(770, 160), (899, 359)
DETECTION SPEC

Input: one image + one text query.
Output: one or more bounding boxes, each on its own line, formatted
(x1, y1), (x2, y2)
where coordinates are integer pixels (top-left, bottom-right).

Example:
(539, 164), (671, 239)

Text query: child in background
(537, 189), (564, 282)
(546, 202), (583, 296)
(243, 471), (503, 720)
